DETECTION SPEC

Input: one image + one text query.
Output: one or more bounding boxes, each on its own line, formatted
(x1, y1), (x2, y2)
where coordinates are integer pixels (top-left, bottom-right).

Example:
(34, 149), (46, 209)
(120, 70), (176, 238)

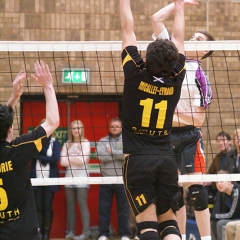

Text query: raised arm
(151, 0), (198, 39)
(6, 71), (26, 108)
(31, 61), (59, 137)
(151, 0), (198, 44)
(171, 0), (185, 55)
(119, 0), (137, 50)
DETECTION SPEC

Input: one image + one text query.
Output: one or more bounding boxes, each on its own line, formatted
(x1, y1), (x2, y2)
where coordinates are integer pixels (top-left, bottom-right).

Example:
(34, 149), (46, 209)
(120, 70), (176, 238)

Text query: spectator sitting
(210, 170), (240, 240)
(204, 131), (235, 211)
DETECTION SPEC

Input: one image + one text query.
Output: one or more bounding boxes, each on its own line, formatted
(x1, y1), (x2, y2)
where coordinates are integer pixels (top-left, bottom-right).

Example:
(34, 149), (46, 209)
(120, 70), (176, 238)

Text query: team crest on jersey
(153, 76), (164, 83)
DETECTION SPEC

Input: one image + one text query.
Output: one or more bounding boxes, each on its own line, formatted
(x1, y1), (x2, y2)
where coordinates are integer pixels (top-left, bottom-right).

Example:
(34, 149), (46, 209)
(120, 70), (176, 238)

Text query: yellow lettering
(7, 161), (13, 171)
(159, 87), (174, 95)
(0, 212), (5, 219)
(149, 130), (155, 135)
(14, 208), (20, 216)
(0, 161), (13, 173)
(1, 163), (6, 173)
(7, 211), (12, 218)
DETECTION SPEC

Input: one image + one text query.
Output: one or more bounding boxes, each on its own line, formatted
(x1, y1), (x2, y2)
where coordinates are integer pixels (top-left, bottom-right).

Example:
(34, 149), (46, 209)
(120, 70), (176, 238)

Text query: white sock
(181, 234), (186, 240)
(201, 236), (211, 240)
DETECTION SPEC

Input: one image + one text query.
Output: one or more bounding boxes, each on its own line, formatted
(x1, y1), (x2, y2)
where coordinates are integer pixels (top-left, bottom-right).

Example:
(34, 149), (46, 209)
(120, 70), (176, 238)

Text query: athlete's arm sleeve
(121, 46), (146, 78)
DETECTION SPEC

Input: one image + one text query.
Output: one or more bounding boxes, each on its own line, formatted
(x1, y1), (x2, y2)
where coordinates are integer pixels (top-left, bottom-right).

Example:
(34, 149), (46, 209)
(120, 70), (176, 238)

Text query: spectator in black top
(120, 0), (186, 239)
(0, 61), (59, 240)
(211, 170), (240, 240)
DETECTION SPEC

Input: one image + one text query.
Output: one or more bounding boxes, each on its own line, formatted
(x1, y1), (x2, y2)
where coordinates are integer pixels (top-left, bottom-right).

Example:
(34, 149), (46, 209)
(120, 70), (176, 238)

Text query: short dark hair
(196, 30), (215, 59)
(146, 39), (179, 77)
(110, 117), (122, 125)
(0, 104), (14, 141)
(216, 131), (231, 141)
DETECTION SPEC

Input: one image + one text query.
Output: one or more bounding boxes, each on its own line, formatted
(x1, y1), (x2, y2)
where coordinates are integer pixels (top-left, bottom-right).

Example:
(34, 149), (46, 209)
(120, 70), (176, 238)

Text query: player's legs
(175, 173), (186, 238)
(158, 209), (181, 240)
(187, 177), (210, 238)
(155, 154), (182, 240)
(172, 127), (211, 239)
(186, 134), (210, 238)
(123, 155), (161, 240)
(176, 205), (186, 236)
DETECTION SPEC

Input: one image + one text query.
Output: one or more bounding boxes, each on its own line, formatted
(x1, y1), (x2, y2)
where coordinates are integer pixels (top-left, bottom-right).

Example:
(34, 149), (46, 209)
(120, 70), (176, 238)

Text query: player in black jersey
(120, 0), (186, 240)
(0, 61), (59, 240)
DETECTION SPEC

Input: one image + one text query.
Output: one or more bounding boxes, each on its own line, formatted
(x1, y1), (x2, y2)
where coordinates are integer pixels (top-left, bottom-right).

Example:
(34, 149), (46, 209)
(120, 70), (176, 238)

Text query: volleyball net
(0, 40), (240, 185)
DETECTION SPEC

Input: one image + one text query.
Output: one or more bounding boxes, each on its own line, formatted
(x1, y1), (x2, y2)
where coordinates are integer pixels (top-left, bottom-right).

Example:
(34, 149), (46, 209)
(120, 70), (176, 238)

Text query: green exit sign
(62, 68), (90, 84)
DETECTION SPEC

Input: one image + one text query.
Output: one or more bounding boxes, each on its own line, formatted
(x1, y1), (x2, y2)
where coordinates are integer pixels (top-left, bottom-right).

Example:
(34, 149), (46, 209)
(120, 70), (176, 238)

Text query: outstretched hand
(31, 60), (53, 88)
(12, 70), (27, 98)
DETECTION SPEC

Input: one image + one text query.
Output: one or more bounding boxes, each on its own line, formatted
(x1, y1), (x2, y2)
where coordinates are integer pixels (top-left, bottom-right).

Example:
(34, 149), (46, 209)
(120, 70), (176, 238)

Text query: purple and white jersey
(152, 30), (213, 125)
(172, 59), (212, 124)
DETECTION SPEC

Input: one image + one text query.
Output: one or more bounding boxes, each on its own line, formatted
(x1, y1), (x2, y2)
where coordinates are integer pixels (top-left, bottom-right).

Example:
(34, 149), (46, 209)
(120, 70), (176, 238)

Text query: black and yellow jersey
(121, 45), (186, 154)
(0, 126), (47, 240)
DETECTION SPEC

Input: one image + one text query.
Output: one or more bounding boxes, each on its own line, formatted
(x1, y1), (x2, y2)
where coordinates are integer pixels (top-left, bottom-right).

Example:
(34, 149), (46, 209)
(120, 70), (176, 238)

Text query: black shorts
(122, 154), (180, 217)
(171, 126), (206, 174)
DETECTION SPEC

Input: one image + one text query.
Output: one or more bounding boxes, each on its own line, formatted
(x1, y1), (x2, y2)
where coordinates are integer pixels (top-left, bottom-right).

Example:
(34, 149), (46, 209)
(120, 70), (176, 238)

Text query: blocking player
(151, 1), (214, 240)
(0, 61), (59, 240)
(120, 0), (186, 239)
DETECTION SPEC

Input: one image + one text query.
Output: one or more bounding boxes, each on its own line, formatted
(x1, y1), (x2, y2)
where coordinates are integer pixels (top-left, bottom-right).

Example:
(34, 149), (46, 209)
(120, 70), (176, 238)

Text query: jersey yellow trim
(122, 48), (141, 69)
(171, 62), (186, 78)
(6, 135), (46, 153)
(34, 138), (43, 152)
(122, 53), (133, 67)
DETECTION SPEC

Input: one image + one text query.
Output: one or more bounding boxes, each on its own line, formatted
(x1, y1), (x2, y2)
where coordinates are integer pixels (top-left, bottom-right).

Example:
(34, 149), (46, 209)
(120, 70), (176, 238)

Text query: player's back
(121, 46), (186, 154)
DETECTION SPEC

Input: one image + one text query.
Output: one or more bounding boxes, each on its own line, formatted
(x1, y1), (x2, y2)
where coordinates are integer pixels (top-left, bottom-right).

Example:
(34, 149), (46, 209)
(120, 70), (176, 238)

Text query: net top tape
(31, 174), (240, 186)
(0, 41), (240, 51)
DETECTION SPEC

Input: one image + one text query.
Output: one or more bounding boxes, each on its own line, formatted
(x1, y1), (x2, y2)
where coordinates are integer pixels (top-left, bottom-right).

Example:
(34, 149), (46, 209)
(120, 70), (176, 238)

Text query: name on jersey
(0, 208), (20, 222)
(138, 81), (174, 95)
(132, 127), (169, 136)
(0, 160), (13, 173)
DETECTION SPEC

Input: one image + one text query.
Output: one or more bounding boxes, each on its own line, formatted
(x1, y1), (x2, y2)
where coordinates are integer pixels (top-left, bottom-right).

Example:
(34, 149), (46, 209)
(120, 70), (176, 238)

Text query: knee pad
(138, 231), (159, 240)
(136, 221), (158, 235)
(158, 220), (181, 239)
(178, 187), (185, 209)
(188, 184), (208, 211)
